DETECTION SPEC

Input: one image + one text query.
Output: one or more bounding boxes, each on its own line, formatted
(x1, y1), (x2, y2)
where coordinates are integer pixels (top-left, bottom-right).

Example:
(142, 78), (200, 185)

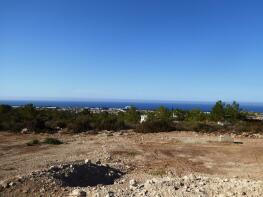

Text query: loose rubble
(120, 175), (263, 197)
(48, 161), (123, 187)
(0, 160), (125, 196)
(86, 175), (263, 197)
(2, 165), (262, 197)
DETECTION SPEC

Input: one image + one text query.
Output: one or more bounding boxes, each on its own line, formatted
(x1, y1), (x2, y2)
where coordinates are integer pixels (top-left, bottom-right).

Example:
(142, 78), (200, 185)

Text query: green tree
(173, 109), (187, 121)
(124, 106), (140, 124)
(225, 101), (240, 122)
(211, 101), (225, 121)
(68, 115), (91, 132)
(19, 104), (36, 120)
(186, 109), (207, 122)
(155, 106), (171, 121)
(0, 105), (12, 114)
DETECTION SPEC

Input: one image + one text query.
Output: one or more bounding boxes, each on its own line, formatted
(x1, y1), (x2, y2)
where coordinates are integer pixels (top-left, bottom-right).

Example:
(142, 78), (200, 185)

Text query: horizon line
(0, 97), (263, 105)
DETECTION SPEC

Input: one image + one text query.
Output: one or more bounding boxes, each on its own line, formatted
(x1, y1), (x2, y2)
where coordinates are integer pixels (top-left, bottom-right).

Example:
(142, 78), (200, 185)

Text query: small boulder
(21, 128), (29, 134)
(70, 189), (86, 197)
(129, 179), (137, 189)
(95, 160), (101, 165)
(84, 159), (91, 164)
(49, 165), (59, 171)
(105, 191), (114, 197)
(9, 182), (16, 187)
(0, 180), (10, 188)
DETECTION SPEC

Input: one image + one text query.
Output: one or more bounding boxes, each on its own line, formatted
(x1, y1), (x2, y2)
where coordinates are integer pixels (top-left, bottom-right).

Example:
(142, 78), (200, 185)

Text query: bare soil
(0, 131), (263, 196)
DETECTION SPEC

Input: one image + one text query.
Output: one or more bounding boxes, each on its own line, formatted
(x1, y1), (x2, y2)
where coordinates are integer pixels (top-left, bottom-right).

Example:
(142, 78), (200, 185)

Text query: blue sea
(1, 100), (263, 113)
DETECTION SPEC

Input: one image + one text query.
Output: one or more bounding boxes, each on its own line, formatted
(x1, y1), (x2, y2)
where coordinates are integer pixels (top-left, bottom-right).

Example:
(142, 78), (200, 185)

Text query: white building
(140, 115), (148, 123)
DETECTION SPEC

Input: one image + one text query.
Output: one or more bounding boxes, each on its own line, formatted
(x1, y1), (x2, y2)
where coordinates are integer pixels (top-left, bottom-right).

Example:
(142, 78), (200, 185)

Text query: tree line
(0, 101), (261, 134)
(0, 104), (140, 132)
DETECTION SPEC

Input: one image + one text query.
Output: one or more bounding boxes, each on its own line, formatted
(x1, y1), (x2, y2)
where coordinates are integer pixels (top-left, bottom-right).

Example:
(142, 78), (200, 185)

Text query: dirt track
(0, 131), (263, 196)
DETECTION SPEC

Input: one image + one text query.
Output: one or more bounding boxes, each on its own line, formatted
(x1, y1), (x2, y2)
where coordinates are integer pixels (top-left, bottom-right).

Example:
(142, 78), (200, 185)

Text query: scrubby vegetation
(26, 138), (63, 146)
(136, 120), (173, 133)
(0, 104), (137, 133)
(136, 101), (263, 133)
(26, 139), (40, 146)
(0, 101), (263, 134)
(43, 138), (63, 145)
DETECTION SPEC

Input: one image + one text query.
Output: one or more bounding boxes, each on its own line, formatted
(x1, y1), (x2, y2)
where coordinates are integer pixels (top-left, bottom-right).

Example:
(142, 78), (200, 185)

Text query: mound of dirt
(0, 160), (125, 196)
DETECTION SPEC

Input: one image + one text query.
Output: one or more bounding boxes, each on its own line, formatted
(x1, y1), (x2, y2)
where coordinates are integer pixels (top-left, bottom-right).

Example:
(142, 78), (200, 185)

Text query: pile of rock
(120, 175), (263, 197)
(234, 132), (263, 139)
(0, 160), (124, 196)
(40, 160), (123, 188)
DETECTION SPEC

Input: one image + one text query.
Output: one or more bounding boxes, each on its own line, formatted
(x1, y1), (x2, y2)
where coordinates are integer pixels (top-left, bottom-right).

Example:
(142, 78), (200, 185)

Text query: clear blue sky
(1, 0), (263, 102)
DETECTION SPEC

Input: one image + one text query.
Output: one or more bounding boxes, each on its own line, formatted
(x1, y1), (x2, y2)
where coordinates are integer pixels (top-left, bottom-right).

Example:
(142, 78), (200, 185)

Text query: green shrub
(174, 121), (223, 133)
(43, 138), (63, 145)
(232, 121), (263, 134)
(135, 120), (173, 133)
(123, 106), (141, 124)
(26, 139), (40, 146)
(91, 112), (126, 131)
(68, 116), (92, 133)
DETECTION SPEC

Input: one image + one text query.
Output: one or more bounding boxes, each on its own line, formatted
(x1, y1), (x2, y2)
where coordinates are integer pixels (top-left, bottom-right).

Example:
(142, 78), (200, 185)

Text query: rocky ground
(0, 130), (263, 196)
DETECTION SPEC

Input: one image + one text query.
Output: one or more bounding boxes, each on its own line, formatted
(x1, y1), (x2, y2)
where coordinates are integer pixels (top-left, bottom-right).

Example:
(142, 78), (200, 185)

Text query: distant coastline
(1, 100), (263, 113)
